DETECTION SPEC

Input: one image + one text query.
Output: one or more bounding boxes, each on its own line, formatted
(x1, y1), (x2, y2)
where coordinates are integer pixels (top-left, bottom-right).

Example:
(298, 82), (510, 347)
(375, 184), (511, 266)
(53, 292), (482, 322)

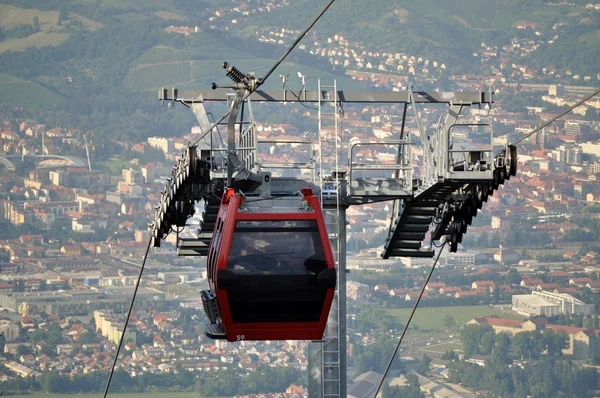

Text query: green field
(0, 31), (70, 53)
(22, 393), (209, 398)
(0, 4), (59, 29)
(0, 4), (103, 54)
(0, 4), (102, 32)
(125, 61), (193, 90)
(384, 305), (526, 331)
(94, 160), (137, 176)
(0, 73), (25, 83)
(154, 11), (186, 20)
(0, 73), (67, 108)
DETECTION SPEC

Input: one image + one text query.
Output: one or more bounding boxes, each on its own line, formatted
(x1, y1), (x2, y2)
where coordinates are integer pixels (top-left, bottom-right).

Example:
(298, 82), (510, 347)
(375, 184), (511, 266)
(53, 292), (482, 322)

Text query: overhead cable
(373, 242), (447, 397)
(103, 239), (152, 398)
(513, 86), (600, 146)
(258, 0), (336, 87)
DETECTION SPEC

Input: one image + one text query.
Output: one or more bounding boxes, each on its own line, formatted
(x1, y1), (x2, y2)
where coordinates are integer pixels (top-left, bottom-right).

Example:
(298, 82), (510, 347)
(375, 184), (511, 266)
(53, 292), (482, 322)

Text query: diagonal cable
(103, 239), (152, 398)
(513, 86), (600, 146)
(373, 242), (447, 397)
(258, 0), (336, 86)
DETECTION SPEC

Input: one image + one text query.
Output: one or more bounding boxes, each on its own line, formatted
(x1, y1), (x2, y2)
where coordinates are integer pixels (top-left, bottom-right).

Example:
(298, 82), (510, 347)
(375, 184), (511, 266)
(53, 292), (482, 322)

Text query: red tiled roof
(522, 278), (543, 285)
(546, 324), (589, 336)
(485, 317), (524, 328)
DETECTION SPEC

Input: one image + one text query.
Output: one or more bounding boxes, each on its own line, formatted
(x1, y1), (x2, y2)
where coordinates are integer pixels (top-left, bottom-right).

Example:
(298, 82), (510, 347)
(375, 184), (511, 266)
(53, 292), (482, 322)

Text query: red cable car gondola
(201, 187), (337, 342)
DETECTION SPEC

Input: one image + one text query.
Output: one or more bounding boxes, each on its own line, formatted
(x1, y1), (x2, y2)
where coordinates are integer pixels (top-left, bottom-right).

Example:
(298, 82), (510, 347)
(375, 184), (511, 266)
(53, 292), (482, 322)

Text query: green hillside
(0, 0), (595, 145)
(237, 0), (593, 66)
(0, 3), (103, 54)
(0, 73), (67, 108)
(128, 41), (367, 92)
(0, 31), (69, 53)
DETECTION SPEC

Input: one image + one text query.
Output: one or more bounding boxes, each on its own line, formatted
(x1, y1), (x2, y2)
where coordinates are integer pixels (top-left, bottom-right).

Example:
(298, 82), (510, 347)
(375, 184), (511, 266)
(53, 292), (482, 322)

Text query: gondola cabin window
(227, 220), (327, 276)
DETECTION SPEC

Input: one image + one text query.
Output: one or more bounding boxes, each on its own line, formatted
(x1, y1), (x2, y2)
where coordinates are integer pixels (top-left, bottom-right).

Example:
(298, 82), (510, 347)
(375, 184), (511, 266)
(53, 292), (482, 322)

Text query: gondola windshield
(228, 220), (327, 276)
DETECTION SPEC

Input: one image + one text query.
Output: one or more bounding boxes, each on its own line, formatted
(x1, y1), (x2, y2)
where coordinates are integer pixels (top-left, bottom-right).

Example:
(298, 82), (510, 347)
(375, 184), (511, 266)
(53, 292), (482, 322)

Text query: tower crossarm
(159, 88), (493, 105)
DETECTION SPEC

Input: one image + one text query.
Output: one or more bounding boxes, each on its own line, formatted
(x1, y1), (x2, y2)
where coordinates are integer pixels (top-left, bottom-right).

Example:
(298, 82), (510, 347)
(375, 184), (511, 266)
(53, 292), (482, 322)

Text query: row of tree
(461, 324), (570, 361)
(0, 365), (304, 396)
(448, 357), (598, 397)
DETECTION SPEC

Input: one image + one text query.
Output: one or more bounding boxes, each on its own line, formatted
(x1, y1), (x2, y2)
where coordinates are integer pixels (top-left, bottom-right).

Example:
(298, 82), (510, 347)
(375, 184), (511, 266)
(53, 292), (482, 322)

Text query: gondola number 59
(236, 335), (245, 341)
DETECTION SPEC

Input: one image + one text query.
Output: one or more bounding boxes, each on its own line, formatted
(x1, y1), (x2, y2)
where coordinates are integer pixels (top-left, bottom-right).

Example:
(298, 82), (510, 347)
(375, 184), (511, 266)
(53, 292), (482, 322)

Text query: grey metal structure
(150, 72), (515, 397)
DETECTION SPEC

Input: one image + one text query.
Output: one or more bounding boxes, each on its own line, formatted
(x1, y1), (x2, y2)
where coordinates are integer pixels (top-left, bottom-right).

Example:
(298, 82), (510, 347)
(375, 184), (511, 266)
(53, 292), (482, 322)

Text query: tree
(58, 9), (69, 25)
(40, 371), (64, 393)
(12, 280), (24, 292)
(417, 354), (431, 375)
(545, 330), (569, 357)
(406, 373), (419, 389)
(33, 16), (39, 28)
(46, 323), (63, 345)
(480, 330), (496, 355)
(16, 344), (31, 356)
(493, 332), (511, 364)
(443, 314), (456, 329)
(484, 286), (491, 304)
(78, 331), (99, 345)
(513, 331), (533, 360)
(41, 345), (55, 358)
(505, 268), (522, 285)
(39, 279), (47, 291)
(493, 285), (501, 303)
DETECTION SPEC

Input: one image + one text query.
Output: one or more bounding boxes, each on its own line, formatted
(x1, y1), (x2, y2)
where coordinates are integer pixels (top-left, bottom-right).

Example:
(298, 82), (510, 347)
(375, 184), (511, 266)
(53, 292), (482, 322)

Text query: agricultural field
(0, 4), (103, 54)
(0, 4), (59, 29)
(125, 61), (193, 90)
(154, 11), (186, 20)
(94, 159), (136, 176)
(0, 73), (67, 108)
(0, 31), (70, 54)
(384, 305), (525, 331)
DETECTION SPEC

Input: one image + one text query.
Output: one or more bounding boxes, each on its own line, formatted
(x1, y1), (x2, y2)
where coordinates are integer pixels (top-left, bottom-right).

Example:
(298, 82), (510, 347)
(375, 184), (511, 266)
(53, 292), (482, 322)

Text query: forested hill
(235, 0), (599, 71)
(0, 0), (597, 147)
(0, 0), (357, 144)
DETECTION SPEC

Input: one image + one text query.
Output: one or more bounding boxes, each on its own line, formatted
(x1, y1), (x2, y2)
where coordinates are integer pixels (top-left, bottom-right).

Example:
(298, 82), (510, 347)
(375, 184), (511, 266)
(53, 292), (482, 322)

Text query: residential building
(0, 319), (20, 341)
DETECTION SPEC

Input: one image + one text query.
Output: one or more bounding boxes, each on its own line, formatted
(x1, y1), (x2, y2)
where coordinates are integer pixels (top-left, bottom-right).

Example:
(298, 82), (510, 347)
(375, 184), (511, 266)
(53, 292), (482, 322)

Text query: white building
(512, 290), (593, 316)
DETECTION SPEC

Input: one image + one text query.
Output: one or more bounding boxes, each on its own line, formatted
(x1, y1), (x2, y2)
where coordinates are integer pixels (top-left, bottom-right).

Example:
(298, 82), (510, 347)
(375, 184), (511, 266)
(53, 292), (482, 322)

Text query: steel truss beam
(159, 88), (493, 105)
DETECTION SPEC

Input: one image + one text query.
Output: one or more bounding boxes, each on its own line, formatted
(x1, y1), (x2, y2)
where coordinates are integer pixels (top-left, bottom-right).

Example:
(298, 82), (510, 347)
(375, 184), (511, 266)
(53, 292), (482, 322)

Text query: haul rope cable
(373, 241), (447, 397)
(102, 239), (152, 398)
(513, 86), (600, 146)
(374, 85), (600, 394)
(102, 1), (337, 396)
